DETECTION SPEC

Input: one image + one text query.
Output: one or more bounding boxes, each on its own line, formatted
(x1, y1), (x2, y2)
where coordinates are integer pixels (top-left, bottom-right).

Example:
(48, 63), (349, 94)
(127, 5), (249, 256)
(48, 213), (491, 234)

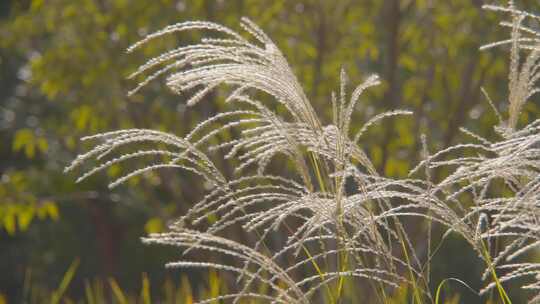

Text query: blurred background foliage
(1, 0), (539, 302)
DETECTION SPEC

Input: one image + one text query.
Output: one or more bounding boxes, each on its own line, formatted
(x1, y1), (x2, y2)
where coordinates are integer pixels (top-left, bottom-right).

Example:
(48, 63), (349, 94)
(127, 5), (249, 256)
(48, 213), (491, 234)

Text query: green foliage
(0, 171), (59, 235)
(1, 0), (539, 303)
(13, 128), (48, 158)
(23, 262), (241, 304)
(51, 259), (80, 304)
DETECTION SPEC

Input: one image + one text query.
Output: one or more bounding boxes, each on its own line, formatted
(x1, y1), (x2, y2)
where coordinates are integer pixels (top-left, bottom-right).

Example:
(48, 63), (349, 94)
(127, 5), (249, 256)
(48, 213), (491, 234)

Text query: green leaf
(51, 259), (80, 304)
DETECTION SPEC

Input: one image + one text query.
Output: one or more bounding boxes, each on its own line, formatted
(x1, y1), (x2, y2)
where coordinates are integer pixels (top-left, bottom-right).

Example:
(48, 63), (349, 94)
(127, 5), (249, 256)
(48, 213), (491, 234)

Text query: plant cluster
(66, 1), (539, 303)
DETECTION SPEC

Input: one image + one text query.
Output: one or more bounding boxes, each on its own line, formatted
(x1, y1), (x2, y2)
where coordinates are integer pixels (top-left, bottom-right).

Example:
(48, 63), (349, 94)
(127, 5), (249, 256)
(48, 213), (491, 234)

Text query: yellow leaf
(144, 218), (164, 234)
(39, 78), (61, 98)
(207, 213), (217, 225)
(107, 164), (122, 179)
(37, 138), (48, 153)
(0, 293), (6, 304)
(84, 280), (95, 304)
(17, 207), (35, 231)
(39, 201), (59, 221)
(180, 275), (193, 304)
(163, 278), (174, 303)
(13, 129), (36, 158)
(447, 294), (461, 304)
(3, 210), (16, 235)
(25, 144), (35, 159)
(384, 158), (409, 177)
(370, 146), (383, 167)
(62, 5), (77, 18)
(71, 106), (94, 131)
(30, 0), (44, 11)
(51, 259), (80, 304)
(209, 269), (220, 300)
(37, 204), (48, 220)
(140, 273), (151, 304)
(108, 278), (127, 304)
(65, 136), (76, 150)
(44, 201), (59, 221)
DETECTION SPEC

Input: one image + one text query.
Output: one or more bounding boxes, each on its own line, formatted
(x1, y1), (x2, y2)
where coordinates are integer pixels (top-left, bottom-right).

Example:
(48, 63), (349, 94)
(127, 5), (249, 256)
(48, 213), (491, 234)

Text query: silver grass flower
(66, 3), (540, 302)
(67, 17), (424, 303)
(408, 2), (540, 301)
